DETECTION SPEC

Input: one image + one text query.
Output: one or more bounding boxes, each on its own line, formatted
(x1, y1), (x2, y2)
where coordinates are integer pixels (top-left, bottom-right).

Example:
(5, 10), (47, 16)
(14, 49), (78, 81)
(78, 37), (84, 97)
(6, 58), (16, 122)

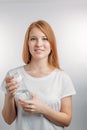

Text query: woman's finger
(5, 76), (14, 83)
(18, 99), (33, 104)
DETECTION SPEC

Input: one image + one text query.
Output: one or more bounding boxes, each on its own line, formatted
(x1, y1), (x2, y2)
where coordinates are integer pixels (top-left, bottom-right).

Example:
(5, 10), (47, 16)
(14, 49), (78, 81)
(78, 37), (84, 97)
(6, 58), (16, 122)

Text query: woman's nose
(36, 39), (43, 46)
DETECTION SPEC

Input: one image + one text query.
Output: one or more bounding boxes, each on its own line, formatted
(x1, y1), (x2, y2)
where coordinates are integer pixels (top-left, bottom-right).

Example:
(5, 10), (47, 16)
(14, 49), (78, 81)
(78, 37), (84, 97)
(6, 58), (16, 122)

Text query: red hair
(22, 20), (60, 69)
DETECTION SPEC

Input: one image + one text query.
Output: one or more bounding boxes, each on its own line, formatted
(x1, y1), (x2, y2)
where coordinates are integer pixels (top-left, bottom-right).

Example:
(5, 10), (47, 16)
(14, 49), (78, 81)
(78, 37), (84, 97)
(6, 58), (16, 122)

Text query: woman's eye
(30, 37), (36, 41)
(42, 37), (48, 41)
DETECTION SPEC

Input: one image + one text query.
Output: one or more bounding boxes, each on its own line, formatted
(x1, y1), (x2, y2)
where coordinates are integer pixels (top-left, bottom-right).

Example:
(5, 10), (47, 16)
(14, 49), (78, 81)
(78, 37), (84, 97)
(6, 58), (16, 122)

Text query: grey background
(0, 0), (87, 130)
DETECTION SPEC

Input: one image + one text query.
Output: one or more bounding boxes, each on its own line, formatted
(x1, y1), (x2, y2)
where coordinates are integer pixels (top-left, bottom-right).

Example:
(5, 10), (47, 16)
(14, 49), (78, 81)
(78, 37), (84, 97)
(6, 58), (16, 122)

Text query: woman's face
(28, 27), (51, 61)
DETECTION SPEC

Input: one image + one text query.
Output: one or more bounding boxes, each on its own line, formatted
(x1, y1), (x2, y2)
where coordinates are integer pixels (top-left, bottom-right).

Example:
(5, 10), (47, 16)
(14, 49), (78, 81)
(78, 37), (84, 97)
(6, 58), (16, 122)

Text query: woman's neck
(26, 59), (55, 73)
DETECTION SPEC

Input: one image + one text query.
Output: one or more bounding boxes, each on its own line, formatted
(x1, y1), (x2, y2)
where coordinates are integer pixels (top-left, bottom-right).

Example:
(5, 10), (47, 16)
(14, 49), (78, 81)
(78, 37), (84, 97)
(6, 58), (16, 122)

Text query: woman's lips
(34, 49), (44, 51)
(34, 49), (44, 54)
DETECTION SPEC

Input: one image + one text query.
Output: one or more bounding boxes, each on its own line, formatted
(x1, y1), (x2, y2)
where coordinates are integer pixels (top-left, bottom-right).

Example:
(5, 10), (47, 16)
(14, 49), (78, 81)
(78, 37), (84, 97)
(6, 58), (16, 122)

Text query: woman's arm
(42, 96), (72, 127)
(2, 76), (18, 125)
(2, 94), (17, 125)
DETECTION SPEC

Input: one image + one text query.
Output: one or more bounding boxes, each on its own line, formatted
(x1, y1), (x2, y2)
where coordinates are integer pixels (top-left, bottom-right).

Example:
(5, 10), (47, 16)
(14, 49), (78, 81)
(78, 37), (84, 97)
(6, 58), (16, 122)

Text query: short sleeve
(60, 71), (76, 99)
(0, 71), (9, 93)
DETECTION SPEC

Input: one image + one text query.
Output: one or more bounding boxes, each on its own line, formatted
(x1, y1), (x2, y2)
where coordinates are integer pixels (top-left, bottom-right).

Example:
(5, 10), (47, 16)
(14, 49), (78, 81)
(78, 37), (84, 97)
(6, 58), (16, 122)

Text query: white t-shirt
(1, 66), (76, 130)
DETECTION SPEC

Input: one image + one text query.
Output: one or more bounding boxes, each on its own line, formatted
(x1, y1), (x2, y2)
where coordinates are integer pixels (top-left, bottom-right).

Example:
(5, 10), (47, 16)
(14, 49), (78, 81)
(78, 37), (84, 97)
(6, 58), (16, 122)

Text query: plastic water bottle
(9, 70), (31, 100)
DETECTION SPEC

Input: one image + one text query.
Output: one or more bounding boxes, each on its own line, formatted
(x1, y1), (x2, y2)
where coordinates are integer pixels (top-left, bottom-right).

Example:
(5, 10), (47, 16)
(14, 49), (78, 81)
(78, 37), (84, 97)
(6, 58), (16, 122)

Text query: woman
(1, 20), (76, 130)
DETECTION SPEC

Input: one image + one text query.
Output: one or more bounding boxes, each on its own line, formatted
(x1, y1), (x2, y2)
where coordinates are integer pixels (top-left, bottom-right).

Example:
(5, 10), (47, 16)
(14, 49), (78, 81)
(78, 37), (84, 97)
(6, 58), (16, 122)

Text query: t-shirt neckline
(22, 66), (57, 80)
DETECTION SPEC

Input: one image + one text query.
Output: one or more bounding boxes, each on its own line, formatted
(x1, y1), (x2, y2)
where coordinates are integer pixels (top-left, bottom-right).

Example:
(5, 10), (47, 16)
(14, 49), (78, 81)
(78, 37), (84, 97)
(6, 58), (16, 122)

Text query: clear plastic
(9, 70), (31, 100)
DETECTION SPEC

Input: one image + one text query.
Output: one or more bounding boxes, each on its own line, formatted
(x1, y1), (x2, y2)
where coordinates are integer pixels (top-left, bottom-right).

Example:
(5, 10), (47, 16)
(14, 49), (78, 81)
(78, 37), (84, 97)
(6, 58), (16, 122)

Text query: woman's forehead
(29, 27), (46, 37)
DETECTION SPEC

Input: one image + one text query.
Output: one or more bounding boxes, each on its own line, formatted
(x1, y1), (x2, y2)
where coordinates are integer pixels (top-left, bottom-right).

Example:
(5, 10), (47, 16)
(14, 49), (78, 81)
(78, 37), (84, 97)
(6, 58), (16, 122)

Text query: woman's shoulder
(8, 65), (24, 74)
(55, 68), (72, 80)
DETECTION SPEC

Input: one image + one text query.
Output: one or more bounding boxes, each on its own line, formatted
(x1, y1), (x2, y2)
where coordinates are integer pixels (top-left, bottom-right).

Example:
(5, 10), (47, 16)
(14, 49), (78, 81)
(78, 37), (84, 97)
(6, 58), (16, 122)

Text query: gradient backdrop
(0, 0), (87, 130)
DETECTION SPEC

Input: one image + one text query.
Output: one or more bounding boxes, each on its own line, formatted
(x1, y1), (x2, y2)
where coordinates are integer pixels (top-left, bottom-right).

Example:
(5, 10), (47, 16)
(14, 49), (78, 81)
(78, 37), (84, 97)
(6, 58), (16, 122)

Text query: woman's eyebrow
(30, 35), (46, 37)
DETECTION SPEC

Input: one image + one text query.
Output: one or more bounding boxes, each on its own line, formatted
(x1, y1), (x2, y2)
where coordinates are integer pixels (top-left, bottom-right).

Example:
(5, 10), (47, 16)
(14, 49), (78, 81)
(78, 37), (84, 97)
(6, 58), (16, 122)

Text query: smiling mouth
(34, 49), (44, 52)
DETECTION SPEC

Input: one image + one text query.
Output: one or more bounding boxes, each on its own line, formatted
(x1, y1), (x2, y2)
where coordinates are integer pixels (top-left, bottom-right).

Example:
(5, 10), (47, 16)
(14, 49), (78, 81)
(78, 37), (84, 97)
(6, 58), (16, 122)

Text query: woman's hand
(18, 92), (46, 114)
(5, 76), (19, 97)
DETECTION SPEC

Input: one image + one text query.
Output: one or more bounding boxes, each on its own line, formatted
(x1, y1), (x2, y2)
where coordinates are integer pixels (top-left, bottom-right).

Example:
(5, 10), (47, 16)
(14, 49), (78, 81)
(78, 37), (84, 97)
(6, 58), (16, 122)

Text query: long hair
(22, 20), (60, 69)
